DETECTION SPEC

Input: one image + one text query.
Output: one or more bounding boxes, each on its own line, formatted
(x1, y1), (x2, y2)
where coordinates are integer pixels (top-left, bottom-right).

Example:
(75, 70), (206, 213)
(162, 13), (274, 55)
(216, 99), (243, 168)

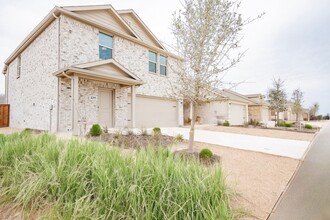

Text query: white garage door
(261, 108), (269, 122)
(129, 96), (178, 128)
(229, 103), (246, 125)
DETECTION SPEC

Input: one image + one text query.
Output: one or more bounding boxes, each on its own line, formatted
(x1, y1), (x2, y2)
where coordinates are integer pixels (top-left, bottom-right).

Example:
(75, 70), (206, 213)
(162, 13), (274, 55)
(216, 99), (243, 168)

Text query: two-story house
(2, 5), (184, 135)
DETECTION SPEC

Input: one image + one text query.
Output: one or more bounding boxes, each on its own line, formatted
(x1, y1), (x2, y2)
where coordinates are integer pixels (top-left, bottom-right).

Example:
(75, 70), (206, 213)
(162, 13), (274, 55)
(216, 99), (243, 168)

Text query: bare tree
(171, 0), (262, 151)
(291, 88), (304, 126)
(309, 102), (319, 119)
(267, 78), (287, 125)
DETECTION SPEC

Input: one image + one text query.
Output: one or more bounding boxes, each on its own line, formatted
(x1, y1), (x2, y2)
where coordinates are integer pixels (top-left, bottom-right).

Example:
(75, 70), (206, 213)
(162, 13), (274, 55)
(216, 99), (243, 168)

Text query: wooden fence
(0, 104), (10, 127)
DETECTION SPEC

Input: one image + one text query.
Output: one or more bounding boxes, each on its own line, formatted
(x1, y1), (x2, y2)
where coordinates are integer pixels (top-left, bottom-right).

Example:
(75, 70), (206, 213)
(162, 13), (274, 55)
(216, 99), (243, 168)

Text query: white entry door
(98, 89), (113, 127)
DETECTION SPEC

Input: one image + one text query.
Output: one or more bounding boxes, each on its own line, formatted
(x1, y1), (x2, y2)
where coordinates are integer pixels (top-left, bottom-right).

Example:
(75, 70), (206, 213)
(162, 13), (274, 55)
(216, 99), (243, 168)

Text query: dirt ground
(174, 142), (299, 220)
(196, 125), (315, 141)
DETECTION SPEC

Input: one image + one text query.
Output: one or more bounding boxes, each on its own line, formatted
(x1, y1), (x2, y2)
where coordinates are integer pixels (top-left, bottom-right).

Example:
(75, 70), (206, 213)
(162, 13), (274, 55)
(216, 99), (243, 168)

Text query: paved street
(269, 122), (330, 220)
(160, 127), (310, 159)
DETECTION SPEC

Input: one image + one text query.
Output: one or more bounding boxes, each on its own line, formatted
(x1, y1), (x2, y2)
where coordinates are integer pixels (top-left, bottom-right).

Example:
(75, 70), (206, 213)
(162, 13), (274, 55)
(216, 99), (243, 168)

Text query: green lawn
(0, 131), (234, 219)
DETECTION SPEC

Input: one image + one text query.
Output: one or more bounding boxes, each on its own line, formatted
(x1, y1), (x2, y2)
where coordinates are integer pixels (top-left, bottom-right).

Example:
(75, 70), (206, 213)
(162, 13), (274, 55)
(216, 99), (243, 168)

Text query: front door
(98, 89), (113, 128)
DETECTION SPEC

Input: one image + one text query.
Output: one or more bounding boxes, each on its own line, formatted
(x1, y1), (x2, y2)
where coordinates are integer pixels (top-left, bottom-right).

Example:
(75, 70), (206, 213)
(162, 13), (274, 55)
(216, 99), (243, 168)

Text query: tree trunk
(276, 111), (280, 126)
(188, 102), (196, 152)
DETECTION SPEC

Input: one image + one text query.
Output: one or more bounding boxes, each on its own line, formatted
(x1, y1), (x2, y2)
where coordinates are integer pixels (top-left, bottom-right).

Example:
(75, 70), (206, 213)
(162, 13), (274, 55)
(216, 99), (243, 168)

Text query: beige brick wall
(7, 20), (59, 131)
(7, 14), (183, 132)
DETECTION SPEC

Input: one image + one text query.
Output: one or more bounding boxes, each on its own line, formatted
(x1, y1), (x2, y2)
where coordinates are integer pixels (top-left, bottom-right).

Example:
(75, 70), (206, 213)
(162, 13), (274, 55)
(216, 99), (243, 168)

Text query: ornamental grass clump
(0, 131), (234, 219)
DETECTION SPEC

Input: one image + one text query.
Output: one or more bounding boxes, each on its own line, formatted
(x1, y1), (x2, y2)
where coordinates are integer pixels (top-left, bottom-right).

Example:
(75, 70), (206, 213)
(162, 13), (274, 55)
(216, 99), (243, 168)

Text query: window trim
(159, 55), (167, 76)
(99, 32), (113, 60)
(17, 55), (21, 79)
(148, 51), (157, 74)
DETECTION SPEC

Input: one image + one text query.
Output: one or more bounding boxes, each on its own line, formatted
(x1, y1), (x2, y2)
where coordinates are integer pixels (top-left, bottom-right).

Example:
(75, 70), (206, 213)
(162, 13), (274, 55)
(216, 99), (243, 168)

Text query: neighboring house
(245, 94), (271, 124)
(184, 89), (257, 125)
(2, 5), (184, 135)
(271, 103), (310, 122)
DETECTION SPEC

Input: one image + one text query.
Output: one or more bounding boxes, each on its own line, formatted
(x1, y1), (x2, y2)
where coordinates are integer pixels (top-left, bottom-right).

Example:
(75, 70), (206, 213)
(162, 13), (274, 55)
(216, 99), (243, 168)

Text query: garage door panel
(129, 96), (178, 128)
(229, 103), (246, 125)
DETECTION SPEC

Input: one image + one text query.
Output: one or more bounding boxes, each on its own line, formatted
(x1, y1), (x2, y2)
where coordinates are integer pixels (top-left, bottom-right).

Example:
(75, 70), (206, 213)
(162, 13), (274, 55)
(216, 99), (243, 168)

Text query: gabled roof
(117, 9), (166, 50)
(52, 59), (144, 86)
(220, 89), (258, 104)
(3, 5), (183, 73)
(62, 5), (141, 40)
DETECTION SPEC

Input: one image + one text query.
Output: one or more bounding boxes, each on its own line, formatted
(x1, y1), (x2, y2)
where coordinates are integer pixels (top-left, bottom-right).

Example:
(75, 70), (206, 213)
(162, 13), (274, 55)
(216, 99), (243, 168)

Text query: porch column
(131, 85), (136, 128)
(72, 74), (79, 135)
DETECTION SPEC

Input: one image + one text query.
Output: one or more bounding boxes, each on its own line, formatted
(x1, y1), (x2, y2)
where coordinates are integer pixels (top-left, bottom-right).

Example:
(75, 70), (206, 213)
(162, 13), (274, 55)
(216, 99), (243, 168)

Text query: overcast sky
(0, 0), (329, 114)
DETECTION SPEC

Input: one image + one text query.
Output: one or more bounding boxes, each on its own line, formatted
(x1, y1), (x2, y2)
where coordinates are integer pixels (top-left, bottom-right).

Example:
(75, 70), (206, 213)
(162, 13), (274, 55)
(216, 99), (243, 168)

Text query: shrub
(277, 121), (292, 128)
(90, 124), (102, 136)
(223, 121), (230, 127)
(140, 127), (148, 136)
(152, 127), (161, 136)
(199, 148), (213, 159)
(0, 132), (233, 219)
(304, 124), (313, 129)
(174, 134), (184, 143)
(249, 119), (260, 127)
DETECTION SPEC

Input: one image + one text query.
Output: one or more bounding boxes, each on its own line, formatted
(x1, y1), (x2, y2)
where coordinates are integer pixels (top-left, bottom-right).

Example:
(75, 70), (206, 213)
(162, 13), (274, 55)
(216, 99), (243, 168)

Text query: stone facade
(7, 20), (59, 131)
(248, 105), (270, 123)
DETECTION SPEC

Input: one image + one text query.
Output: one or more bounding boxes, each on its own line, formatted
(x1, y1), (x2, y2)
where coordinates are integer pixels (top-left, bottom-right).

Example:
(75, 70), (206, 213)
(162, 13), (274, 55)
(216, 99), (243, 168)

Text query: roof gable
(118, 10), (165, 50)
(63, 5), (140, 39)
(74, 59), (141, 81)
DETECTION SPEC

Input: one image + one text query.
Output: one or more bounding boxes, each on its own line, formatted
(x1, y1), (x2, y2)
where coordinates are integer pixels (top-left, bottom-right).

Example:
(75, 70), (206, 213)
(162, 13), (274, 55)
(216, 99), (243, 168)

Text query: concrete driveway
(160, 127), (310, 159)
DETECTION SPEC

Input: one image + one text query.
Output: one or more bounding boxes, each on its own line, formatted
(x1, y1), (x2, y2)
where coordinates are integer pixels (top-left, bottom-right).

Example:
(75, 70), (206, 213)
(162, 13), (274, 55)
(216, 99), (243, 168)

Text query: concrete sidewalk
(160, 127), (310, 159)
(269, 122), (330, 220)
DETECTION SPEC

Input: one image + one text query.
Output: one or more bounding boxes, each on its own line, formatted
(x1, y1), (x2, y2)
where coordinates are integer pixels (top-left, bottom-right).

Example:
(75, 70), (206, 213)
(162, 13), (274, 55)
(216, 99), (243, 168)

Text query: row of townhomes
(2, 4), (308, 135)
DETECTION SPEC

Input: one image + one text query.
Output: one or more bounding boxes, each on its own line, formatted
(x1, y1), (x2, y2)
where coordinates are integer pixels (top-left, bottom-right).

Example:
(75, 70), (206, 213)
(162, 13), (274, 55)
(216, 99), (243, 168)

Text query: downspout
(52, 12), (61, 132)
(3, 65), (8, 103)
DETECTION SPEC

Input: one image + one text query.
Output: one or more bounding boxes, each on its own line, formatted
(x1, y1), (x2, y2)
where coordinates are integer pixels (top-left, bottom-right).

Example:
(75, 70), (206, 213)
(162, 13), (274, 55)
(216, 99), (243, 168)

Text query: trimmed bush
(152, 127), (161, 136)
(199, 148), (213, 159)
(304, 124), (313, 129)
(278, 122), (292, 128)
(90, 124), (102, 136)
(223, 121), (230, 127)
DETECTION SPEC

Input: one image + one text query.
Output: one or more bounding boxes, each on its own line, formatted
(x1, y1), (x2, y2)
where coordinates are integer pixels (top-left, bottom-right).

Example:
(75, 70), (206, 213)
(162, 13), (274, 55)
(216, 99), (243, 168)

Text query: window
(99, 33), (113, 60)
(160, 55), (167, 76)
(17, 55), (21, 79)
(149, 51), (157, 73)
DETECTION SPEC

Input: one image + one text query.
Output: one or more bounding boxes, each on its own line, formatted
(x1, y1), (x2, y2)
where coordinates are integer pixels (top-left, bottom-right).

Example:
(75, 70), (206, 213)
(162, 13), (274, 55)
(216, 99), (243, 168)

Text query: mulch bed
(88, 133), (175, 149)
(174, 149), (221, 166)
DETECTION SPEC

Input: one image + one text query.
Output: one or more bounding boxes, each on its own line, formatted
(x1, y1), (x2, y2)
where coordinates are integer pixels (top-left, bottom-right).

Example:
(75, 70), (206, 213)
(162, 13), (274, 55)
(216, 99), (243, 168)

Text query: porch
(53, 59), (143, 135)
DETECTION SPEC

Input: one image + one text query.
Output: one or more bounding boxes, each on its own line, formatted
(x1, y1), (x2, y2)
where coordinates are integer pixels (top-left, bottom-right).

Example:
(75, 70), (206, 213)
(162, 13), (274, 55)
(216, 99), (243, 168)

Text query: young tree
(171, 0), (262, 151)
(291, 88), (304, 125)
(309, 102), (319, 119)
(267, 78), (287, 125)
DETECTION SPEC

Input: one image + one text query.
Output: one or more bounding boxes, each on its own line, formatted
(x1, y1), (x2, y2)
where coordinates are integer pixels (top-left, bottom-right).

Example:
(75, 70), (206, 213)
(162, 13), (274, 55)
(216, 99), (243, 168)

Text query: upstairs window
(160, 55), (167, 76)
(17, 55), (21, 79)
(99, 33), (113, 60)
(149, 51), (157, 73)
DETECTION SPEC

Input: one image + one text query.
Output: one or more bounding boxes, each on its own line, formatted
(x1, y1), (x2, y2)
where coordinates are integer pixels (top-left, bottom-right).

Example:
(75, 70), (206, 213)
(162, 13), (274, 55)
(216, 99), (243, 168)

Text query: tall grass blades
(0, 132), (233, 219)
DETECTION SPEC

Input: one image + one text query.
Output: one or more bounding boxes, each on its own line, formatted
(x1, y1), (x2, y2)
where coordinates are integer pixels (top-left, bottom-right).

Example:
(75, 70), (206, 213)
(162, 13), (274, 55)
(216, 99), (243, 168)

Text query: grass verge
(0, 131), (233, 219)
